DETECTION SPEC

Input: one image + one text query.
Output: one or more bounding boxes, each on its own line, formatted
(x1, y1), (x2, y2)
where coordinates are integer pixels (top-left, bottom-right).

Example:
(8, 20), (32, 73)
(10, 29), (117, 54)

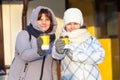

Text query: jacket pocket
(19, 63), (29, 80)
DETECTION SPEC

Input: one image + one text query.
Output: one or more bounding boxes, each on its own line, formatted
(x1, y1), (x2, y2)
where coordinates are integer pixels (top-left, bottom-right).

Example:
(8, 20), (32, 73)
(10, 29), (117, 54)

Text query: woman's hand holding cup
(60, 36), (69, 46)
(40, 34), (50, 50)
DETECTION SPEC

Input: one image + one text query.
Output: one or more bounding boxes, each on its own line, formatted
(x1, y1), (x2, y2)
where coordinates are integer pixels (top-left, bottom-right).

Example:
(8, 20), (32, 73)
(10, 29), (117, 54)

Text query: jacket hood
(30, 6), (57, 34)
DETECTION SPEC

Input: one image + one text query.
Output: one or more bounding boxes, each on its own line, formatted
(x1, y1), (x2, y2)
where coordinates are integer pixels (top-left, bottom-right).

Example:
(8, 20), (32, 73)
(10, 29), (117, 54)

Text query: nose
(40, 19), (46, 24)
(71, 24), (75, 30)
(42, 20), (46, 24)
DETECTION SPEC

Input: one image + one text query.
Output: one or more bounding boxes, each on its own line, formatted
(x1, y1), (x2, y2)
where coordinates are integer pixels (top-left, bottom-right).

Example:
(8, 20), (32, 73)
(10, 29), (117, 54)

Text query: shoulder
(91, 36), (100, 43)
(87, 36), (102, 47)
(84, 36), (99, 45)
(17, 30), (29, 37)
(16, 30), (29, 40)
(88, 36), (98, 41)
(18, 30), (28, 35)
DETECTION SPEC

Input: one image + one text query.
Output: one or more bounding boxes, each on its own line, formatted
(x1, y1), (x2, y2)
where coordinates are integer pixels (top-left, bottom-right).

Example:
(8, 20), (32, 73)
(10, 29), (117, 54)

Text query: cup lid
(60, 36), (69, 38)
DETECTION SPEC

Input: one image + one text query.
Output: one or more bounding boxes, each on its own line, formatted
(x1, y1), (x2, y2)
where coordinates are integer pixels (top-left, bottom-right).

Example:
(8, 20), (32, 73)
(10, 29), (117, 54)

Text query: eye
(39, 18), (43, 21)
(46, 18), (50, 21)
(74, 22), (79, 25)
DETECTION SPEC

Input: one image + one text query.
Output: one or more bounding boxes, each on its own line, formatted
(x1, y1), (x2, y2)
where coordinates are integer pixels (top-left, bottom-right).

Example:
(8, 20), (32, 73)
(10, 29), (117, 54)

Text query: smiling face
(65, 22), (81, 32)
(37, 8), (54, 33)
(38, 13), (51, 32)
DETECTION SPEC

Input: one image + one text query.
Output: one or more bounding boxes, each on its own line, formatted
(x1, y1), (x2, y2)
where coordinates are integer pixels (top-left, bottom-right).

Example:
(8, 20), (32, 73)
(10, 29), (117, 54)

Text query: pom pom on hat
(63, 8), (84, 26)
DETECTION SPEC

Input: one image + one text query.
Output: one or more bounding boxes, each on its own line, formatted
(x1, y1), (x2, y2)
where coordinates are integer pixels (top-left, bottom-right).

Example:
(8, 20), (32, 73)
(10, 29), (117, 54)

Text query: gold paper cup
(40, 34), (50, 50)
(60, 36), (69, 45)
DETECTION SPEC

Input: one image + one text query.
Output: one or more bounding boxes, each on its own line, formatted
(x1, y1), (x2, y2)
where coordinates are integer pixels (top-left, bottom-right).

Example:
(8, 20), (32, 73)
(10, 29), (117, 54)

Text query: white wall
(2, 0), (65, 66)
(2, 1), (23, 66)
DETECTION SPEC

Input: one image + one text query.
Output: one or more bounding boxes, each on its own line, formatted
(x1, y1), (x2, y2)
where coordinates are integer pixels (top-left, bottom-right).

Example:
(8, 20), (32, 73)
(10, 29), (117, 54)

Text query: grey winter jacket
(8, 6), (58, 80)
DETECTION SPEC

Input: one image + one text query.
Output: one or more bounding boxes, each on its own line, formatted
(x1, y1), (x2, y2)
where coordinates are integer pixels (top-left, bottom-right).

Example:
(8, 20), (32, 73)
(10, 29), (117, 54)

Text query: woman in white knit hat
(52, 8), (105, 80)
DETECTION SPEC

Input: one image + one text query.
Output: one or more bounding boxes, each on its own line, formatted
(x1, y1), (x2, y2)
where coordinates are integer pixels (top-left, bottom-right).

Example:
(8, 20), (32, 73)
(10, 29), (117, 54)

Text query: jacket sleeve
(67, 37), (105, 64)
(15, 30), (43, 62)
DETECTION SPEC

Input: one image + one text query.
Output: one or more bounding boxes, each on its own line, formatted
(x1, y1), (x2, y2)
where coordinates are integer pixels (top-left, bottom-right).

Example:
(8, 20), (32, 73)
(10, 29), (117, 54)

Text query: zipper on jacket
(24, 63), (28, 72)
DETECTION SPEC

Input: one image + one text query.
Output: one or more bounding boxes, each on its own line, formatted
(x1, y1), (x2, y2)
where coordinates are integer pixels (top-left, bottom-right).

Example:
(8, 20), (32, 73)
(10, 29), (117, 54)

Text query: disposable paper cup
(40, 34), (50, 50)
(60, 36), (69, 45)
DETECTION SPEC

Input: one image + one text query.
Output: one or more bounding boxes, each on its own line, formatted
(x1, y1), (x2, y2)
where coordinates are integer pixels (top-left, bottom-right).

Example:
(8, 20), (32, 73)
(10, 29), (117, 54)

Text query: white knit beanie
(63, 8), (84, 26)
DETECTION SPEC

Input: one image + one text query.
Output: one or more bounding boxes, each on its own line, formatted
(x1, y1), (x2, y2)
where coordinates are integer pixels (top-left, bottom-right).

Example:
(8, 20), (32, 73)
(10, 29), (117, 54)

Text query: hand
(55, 39), (65, 54)
(37, 37), (45, 56)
